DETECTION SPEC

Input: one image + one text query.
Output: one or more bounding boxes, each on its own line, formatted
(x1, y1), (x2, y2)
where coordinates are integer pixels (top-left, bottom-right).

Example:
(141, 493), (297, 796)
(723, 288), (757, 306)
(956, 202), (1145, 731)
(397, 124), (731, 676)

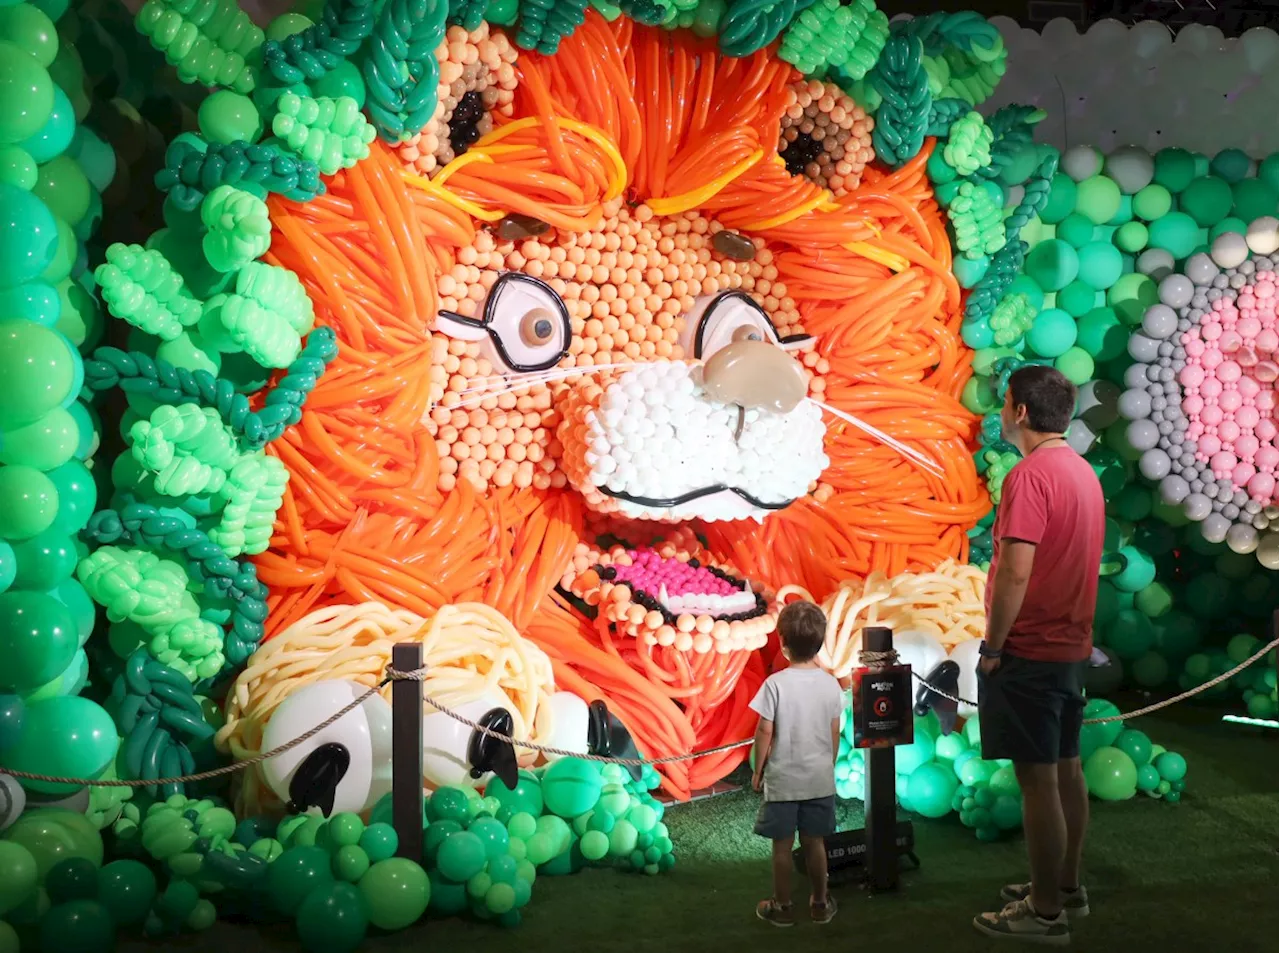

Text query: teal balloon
(1111, 546), (1156, 592)
(988, 765), (1020, 797)
(1078, 698), (1123, 760)
(1135, 763), (1160, 792)
(267, 846), (334, 916)
(1026, 307), (1077, 357)
(1083, 746), (1137, 801)
(0, 540), (13, 593)
(10, 528), (76, 589)
(958, 757), (997, 787)
(38, 899), (113, 953)
(0, 280), (58, 324)
(905, 763), (958, 819)
(541, 758), (603, 818)
(17, 85), (72, 163)
(0, 693), (21, 748)
(436, 831), (486, 882)
(1105, 608), (1155, 661)
(427, 871), (468, 915)
(990, 794), (1022, 830)
(45, 459), (95, 534)
(0, 181), (57, 289)
(49, 578), (94, 646)
(46, 857), (97, 902)
(484, 770), (543, 817)
(1114, 729), (1152, 766)
(895, 730), (936, 775)
(467, 816), (510, 861)
(0, 589), (76, 691)
(95, 860), (155, 926)
(1153, 751), (1186, 783)
(295, 882), (367, 953)
(0, 695), (116, 793)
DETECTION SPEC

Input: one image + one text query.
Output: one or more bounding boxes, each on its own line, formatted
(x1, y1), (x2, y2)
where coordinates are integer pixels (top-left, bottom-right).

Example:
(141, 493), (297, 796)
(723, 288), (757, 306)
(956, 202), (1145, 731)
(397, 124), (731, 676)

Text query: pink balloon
(1179, 365), (1205, 388)
(1203, 321), (1223, 341)
(1220, 420), (1242, 442)
(1238, 405), (1262, 429)
(1201, 404), (1225, 426)
(1248, 472), (1276, 501)
(1219, 330), (1244, 353)
(1237, 376), (1261, 400)
(1201, 377), (1224, 399)
(1202, 350), (1224, 372)
(1258, 330), (1279, 353)
(1216, 359), (1243, 383)
(1210, 450), (1237, 475)
(1234, 433), (1260, 458)
(1256, 383), (1278, 406)
(1256, 445), (1280, 472)
(1232, 462), (1256, 486)
(1219, 389), (1244, 413)
(1183, 394), (1205, 415)
(1200, 434), (1222, 456)
(1237, 316), (1262, 340)
(1257, 418), (1278, 442)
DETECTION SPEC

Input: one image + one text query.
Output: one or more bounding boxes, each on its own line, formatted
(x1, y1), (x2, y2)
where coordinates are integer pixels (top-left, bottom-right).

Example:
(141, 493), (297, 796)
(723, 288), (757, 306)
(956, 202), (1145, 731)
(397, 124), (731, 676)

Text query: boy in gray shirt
(750, 600), (845, 927)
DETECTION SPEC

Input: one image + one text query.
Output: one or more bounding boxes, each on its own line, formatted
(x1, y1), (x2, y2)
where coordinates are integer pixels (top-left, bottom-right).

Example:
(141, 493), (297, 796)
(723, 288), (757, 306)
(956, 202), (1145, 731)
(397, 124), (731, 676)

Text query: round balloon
(0, 696), (117, 794)
(2, 809), (101, 879)
(94, 859), (155, 926)
(1083, 746), (1138, 801)
(0, 590), (76, 691)
(357, 858), (429, 930)
(295, 882), (367, 953)
(0, 321), (73, 430)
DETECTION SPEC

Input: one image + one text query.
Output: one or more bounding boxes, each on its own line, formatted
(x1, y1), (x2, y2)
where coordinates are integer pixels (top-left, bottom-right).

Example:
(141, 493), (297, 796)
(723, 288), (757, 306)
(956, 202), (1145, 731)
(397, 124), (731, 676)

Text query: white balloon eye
(679, 291), (811, 359)
(422, 695), (509, 790)
(436, 272), (570, 374)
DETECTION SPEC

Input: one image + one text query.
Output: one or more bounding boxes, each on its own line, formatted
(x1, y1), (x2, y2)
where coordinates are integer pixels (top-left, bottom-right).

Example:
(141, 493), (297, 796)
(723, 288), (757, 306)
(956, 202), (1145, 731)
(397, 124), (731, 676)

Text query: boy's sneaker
(811, 896), (838, 925)
(756, 900), (794, 927)
(973, 898), (1071, 946)
(1001, 883), (1090, 919)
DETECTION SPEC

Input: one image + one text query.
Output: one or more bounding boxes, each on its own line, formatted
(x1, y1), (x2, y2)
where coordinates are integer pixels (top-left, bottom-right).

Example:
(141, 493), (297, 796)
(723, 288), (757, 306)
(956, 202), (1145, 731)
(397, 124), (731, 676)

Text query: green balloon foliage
(295, 882), (367, 953)
(358, 859), (429, 930)
(1084, 746), (1138, 801)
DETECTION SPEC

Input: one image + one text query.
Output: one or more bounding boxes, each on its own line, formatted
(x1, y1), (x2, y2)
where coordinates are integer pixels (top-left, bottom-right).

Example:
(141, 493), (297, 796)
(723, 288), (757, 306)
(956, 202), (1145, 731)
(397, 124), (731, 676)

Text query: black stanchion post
(863, 625), (897, 893)
(391, 643), (424, 862)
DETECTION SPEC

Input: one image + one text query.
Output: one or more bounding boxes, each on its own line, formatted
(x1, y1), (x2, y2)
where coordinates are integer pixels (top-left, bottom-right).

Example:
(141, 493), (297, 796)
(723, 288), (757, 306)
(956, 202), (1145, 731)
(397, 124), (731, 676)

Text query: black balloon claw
(914, 660), (961, 736)
(469, 708), (519, 791)
(286, 742), (350, 817)
(586, 700), (643, 781)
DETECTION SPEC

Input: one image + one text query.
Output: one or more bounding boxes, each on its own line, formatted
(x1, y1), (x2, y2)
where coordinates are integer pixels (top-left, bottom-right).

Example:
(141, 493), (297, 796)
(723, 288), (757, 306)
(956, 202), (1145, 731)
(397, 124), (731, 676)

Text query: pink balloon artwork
(1180, 270), (1280, 506)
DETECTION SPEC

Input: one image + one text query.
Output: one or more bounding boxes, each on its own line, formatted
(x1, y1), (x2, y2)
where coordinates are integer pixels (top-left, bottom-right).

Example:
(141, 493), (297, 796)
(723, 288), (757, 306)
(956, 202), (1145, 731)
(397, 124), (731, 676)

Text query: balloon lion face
(261, 16), (980, 792)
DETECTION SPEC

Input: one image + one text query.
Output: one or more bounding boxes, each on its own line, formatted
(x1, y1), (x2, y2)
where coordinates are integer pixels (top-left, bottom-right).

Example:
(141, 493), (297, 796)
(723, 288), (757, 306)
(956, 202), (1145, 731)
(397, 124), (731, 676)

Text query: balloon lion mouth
(565, 544), (776, 654)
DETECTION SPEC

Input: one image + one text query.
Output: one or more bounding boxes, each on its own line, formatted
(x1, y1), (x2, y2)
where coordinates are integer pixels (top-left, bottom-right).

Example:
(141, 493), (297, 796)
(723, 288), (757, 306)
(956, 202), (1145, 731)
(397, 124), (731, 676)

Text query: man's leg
(1015, 761), (1067, 918)
(799, 837), (828, 905)
(1057, 756), (1088, 891)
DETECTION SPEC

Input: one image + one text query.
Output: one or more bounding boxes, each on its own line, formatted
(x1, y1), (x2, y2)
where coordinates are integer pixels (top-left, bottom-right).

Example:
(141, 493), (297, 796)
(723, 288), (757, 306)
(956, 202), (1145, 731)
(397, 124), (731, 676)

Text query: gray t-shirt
(750, 666), (845, 802)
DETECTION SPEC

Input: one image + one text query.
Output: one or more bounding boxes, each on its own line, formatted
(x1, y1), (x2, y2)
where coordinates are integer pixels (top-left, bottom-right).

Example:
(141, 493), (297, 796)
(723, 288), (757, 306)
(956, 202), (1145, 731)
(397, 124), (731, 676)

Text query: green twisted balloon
(941, 110), (993, 178)
(895, 11), (1006, 108)
(110, 649), (214, 798)
(718, 0), (816, 58)
(270, 92), (375, 175)
(869, 34), (930, 167)
(987, 291), (1036, 347)
(85, 327), (338, 449)
(79, 546), (228, 682)
(363, 0), (449, 142)
(449, 0), (490, 29)
(963, 237), (1025, 324)
(134, 0), (263, 94)
(778, 0), (886, 81)
(516, 0), (591, 54)
(948, 179), (1005, 260)
(96, 243), (204, 342)
(201, 185), (272, 273)
(979, 103), (1046, 181)
(1004, 152), (1058, 242)
(156, 138), (326, 212)
(262, 0), (377, 87)
(82, 504), (271, 667)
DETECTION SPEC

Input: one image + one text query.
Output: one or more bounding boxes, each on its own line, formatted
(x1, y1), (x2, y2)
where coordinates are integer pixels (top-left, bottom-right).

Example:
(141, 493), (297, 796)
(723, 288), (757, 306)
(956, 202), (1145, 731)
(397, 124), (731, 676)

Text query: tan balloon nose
(699, 340), (808, 415)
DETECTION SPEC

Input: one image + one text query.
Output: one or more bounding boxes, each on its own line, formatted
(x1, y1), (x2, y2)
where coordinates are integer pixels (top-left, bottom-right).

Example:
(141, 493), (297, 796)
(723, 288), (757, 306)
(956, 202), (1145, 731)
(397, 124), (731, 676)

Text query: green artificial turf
(121, 701), (1278, 953)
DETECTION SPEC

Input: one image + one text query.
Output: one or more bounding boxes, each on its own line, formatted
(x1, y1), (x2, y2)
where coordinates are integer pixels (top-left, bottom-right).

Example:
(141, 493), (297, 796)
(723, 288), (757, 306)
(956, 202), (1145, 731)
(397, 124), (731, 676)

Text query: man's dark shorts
(754, 796), (837, 841)
(978, 652), (1087, 764)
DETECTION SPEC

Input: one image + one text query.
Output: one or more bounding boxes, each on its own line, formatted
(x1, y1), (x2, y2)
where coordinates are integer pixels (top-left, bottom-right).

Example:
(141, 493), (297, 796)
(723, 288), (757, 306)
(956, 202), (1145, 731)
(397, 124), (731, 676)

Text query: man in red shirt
(972, 366), (1105, 947)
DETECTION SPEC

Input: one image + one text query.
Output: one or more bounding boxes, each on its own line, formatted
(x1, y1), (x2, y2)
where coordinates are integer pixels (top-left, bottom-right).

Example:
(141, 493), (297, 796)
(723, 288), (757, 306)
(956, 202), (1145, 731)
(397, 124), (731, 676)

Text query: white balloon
(1246, 217), (1280, 256)
(422, 694), (508, 790)
(0, 774), (25, 831)
(1062, 145), (1103, 182)
(261, 680), (394, 815)
(947, 639), (984, 719)
(1130, 20), (1173, 59)
(542, 692), (590, 762)
(1239, 27), (1279, 72)
(892, 630), (948, 682)
(1257, 531), (1280, 571)
(1211, 232), (1250, 269)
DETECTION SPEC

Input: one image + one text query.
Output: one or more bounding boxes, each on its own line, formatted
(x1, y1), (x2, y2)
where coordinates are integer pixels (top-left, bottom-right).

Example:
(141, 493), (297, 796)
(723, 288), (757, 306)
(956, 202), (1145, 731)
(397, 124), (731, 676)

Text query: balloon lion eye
(521, 309), (557, 347)
(732, 325), (764, 344)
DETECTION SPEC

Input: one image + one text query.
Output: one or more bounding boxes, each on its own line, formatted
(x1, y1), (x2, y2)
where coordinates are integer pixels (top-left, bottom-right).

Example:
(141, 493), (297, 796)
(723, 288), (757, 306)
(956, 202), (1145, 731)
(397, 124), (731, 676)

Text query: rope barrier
(4, 639), (1276, 788)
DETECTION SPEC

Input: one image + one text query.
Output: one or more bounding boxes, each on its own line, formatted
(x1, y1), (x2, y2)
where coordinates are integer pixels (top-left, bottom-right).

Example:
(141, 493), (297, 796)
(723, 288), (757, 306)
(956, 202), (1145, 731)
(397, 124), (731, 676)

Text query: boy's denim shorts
(754, 795), (836, 840)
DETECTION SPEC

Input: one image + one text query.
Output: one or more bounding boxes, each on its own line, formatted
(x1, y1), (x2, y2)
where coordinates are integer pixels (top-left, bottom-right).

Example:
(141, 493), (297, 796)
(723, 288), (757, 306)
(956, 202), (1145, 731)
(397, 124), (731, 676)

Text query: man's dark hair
(1008, 365), (1077, 434)
(777, 601), (828, 662)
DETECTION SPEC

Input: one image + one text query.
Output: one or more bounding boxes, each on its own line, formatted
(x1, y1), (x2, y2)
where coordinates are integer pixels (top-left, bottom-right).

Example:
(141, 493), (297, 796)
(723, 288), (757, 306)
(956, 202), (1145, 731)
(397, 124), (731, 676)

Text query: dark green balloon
(295, 883), (367, 953)
(38, 899), (114, 953)
(95, 860), (156, 925)
(266, 846), (333, 916)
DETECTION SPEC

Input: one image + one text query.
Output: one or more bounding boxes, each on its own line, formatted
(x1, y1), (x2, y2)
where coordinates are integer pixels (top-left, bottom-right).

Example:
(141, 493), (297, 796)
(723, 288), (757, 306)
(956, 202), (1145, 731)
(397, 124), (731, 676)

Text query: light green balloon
(197, 90), (262, 145)
(1084, 747), (1137, 801)
(0, 41), (53, 144)
(31, 155), (89, 226)
(0, 841), (37, 915)
(0, 321), (74, 428)
(0, 142), (34, 189)
(357, 858), (429, 930)
(1132, 184), (1172, 222)
(1054, 347), (1094, 385)
(1, 692), (118, 792)
(0, 406), (77, 469)
(1075, 175), (1122, 225)
(2, 809), (103, 878)
(0, 465), (57, 539)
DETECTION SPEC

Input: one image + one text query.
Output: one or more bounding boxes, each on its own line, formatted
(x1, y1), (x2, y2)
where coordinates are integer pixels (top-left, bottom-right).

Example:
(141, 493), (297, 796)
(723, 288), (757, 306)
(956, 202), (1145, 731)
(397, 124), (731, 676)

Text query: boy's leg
(799, 837), (828, 905)
(797, 796), (836, 913)
(754, 800), (798, 918)
(771, 839), (795, 907)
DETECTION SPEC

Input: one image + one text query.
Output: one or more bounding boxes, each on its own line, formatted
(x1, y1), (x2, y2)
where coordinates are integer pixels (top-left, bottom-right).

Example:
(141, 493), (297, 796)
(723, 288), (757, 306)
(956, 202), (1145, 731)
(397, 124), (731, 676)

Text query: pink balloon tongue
(1256, 361), (1279, 383)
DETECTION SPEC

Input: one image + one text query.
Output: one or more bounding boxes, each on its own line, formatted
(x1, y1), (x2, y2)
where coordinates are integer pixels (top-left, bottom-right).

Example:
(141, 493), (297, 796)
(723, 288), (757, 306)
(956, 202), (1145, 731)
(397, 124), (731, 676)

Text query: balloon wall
(0, 0), (1275, 949)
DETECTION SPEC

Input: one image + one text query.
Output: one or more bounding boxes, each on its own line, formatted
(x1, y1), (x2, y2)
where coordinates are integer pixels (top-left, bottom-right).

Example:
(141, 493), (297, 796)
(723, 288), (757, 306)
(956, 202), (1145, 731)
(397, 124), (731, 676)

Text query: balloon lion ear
(914, 660), (960, 736)
(586, 700), (643, 781)
(496, 213), (551, 242)
(287, 742), (350, 817)
(468, 707), (519, 791)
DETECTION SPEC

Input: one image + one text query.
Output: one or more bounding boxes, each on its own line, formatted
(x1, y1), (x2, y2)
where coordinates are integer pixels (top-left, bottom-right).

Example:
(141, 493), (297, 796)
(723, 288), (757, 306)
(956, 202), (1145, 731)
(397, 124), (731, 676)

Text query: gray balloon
(1139, 448), (1172, 480)
(1117, 387), (1153, 420)
(1124, 364), (1151, 389)
(1160, 474), (1190, 504)
(1129, 334), (1161, 363)
(1245, 500), (1262, 515)
(1158, 274), (1195, 308)
(1184, 253), (1219, 286)
(1138, 248), (1176, 279)
(1064, 418), (1099, 455)
(1228, 524), (1259, 554)
(1183, 492), (1213, 521)
(1222, 504), (1240, 520)
(1142, 304), (1179, 339)
(1076, 379), (1120, 428)
(1201, 513), (1231, 544)
(1126, 419), (1160, 451)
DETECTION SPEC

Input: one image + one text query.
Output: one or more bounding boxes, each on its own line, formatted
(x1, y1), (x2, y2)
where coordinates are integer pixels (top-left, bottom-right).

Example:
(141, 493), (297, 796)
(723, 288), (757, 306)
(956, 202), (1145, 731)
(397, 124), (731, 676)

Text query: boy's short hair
(1007, 365), (1077, 434)
(777, 601), (828, 662)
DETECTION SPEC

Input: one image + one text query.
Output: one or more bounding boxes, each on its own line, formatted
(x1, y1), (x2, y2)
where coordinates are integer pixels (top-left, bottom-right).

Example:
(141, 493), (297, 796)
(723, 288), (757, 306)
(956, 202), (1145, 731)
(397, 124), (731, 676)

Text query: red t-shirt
(985, 445), (1105, 663)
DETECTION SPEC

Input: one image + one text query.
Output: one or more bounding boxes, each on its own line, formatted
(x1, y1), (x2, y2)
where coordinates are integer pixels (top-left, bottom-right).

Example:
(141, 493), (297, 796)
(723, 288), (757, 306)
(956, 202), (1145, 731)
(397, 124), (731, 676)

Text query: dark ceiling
(880, 0), (1278, 35)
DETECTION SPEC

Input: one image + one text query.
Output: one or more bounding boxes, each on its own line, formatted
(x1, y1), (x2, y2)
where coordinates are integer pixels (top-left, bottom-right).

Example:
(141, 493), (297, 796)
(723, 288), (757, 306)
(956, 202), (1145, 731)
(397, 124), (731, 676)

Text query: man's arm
(752, 719), (774, 791)
(985, 539), (1037, 652)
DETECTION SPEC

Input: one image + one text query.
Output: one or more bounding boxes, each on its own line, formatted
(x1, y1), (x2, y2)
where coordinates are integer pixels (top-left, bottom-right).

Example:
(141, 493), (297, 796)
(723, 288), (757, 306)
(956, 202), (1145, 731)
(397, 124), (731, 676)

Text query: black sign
(793, 821), (920, 884)
(852, 665), (914, 749)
